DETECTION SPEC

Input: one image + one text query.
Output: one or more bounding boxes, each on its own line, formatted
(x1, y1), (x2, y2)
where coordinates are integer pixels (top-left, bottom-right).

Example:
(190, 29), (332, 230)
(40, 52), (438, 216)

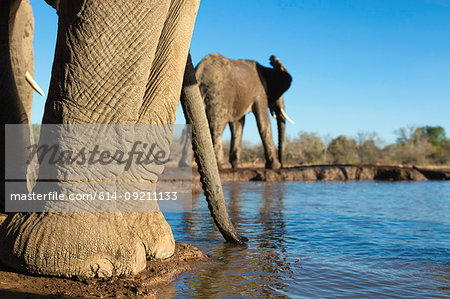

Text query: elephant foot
(123, 212), (175, 260)
(0, 212), (146, 279)
(266, 159), (281, 170)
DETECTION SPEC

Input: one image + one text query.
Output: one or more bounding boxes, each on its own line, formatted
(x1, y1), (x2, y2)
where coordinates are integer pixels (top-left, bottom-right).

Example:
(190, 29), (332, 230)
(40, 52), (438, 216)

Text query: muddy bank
(0, 216), (207, 299)
(191, 165), (449, 192)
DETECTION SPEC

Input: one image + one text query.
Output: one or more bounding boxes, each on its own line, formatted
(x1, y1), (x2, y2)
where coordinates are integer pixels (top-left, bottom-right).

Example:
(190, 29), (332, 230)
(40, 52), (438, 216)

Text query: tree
(298, 132), (325, 163)
(439, 141), (450, 164)
(421, 126), (447, 150)
(241, 140), (264, 164)
(382, 144), (401, 165)
(358, 140), (382, 164)
(420, 126), (449, 164)
(283, 132), (325, 165)
(327, 135), (358, 164)
(394, 126), (435, 165)
(284, 136), (303, 165)
(356, 131), (382, 164)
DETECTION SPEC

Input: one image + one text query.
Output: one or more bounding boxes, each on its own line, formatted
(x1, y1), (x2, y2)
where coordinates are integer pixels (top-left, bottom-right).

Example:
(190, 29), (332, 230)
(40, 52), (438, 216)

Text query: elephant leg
(229, 116), (245, 168)
(210, 121), (229, 169)
(0, 0), (190, 278)
(252, 104), (281, 169)
(125, 0), (200, 260)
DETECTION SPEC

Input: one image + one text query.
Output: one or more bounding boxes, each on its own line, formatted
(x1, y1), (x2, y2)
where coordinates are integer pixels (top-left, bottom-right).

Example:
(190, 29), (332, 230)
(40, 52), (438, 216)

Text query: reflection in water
(163, 182), (450, 298)
(182, 183), (292, 298)
(254, 183), (294, 296)
(180, 193), (198, 237)
(258, 183), (286, 249)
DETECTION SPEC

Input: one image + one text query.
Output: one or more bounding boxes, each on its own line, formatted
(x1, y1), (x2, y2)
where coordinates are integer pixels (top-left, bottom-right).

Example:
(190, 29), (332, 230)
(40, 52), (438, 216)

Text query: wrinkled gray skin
(181, 54), (247, 245)
(178, 125), (192, 167)
(196, 53), (293, 169)
(0, 0), (244, 279)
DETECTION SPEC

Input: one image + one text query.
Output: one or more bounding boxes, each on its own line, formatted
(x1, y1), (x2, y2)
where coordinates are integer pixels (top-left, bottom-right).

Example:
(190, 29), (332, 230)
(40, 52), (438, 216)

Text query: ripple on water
(162, 181), (450, 298)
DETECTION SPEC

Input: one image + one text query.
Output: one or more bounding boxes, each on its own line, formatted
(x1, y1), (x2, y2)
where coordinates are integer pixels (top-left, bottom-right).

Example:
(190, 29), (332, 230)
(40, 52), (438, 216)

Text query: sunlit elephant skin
(196, 53), (293, 169)
(0, 0), (244, 279)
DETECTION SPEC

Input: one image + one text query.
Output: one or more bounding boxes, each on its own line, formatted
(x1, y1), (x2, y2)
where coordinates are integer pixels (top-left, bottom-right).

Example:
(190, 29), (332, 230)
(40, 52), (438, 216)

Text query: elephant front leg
(0, 0), (200, 279)
(128, 0), (202, 261)
(229, 116), (245, 168)
(252, 104), (281, 169)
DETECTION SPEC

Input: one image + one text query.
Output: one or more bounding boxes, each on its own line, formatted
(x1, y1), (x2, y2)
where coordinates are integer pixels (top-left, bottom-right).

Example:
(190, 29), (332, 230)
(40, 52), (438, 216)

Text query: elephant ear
(257, 56), (292, 101)
(45, 0), (60, 11)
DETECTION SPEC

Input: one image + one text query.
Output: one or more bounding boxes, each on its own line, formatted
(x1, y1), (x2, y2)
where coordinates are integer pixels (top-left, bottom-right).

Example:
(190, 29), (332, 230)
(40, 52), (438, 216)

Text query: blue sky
(30, 0), (450, 144)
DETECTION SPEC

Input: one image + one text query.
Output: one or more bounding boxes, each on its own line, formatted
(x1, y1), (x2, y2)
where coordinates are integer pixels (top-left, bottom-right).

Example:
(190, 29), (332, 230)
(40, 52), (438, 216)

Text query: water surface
(162, 181), (450, 298)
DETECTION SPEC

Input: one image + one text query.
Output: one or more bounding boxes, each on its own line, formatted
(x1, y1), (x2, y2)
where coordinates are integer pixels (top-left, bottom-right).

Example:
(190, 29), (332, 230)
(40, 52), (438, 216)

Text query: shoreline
(191, 165), (449, 193)
(205, 164), (450, 182)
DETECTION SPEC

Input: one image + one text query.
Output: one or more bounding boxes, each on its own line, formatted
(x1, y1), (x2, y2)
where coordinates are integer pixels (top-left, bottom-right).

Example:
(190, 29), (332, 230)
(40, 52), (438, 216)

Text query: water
(162, 182), (450, 298)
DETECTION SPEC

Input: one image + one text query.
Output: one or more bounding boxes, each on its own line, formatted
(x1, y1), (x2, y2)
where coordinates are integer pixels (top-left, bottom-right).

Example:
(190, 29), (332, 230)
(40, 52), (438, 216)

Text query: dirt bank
(0, 213), (207, 298)
(190, 165), (450, 192)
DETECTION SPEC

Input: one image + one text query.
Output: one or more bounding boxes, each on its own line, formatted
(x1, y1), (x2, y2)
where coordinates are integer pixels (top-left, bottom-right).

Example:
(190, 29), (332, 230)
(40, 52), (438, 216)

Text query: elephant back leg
(201, 91), (230, 169)
(210, 119), (228, 169)
(229, 116), (245, 168)
(252, 101), (281, 169)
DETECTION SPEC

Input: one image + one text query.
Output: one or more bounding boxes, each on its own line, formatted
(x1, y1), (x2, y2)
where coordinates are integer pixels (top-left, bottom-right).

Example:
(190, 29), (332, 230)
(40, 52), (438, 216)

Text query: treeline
(224, 126), (450, 166)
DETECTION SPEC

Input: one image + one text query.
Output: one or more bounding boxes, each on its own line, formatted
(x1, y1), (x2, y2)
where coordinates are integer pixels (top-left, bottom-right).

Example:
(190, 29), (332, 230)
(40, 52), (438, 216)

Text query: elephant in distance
(196, 53), (294, 169)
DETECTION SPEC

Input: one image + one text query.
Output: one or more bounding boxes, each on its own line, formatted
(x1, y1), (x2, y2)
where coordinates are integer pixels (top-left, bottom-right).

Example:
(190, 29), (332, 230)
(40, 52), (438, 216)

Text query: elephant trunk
(180, 53), (247, 245)
(277, 117), (286, 167)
